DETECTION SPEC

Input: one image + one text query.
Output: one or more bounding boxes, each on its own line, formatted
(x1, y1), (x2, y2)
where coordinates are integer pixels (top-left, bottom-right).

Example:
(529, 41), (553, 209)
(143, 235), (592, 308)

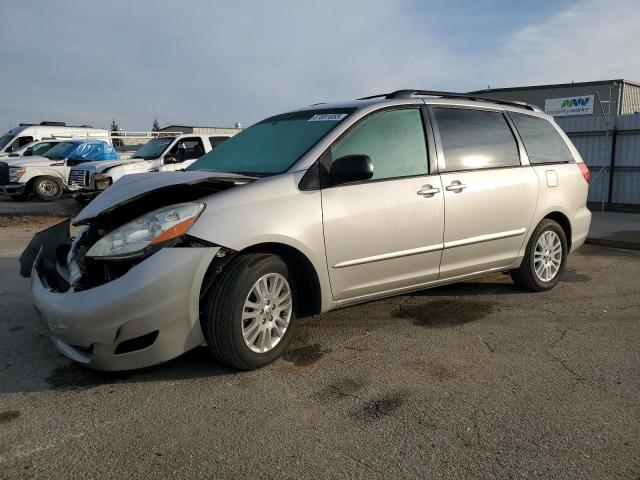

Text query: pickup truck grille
(0, 162), (8, 184)
(68, 169), (90, 189)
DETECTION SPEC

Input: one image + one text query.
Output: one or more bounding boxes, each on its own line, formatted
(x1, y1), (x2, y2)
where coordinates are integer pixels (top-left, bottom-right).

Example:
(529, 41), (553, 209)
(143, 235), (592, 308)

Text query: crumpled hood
(2, 155), (54, 168)
(71, 158), (147, 172)
(74, 170), (250, 225)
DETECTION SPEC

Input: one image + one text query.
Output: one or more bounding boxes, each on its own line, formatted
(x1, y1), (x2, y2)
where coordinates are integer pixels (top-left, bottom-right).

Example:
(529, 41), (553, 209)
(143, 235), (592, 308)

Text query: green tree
(110, 118), (120, 147)
(152, 118), (160, 132)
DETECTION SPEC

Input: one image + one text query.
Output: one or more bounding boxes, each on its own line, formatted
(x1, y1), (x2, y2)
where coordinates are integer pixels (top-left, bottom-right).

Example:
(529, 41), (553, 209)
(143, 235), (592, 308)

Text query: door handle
(417, 185), (440, 197)
(445, 182), (467, 192)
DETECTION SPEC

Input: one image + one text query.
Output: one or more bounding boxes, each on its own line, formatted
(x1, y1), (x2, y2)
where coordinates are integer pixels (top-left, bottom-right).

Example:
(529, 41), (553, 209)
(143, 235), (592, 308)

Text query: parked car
(21, 90), (591, 371)
(68, 134), (232, 202)
(0, 122), (110, 158)
(0, 140), (118, 200)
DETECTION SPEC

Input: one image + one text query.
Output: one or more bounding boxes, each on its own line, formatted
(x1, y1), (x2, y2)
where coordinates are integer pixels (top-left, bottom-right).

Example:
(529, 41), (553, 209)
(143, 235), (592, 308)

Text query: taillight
(577, 162), (590, 184)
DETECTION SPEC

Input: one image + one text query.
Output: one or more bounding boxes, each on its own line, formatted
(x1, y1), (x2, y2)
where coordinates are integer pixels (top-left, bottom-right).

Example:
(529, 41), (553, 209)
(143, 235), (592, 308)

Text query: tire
(202, 253), (298, 370)
(510, 219), (568, 291)
(32, 176), (63, 201)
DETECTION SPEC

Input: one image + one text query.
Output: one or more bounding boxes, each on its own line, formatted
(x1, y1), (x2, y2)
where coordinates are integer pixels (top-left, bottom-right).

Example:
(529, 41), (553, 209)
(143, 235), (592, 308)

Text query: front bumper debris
(23, 221), (220, 370)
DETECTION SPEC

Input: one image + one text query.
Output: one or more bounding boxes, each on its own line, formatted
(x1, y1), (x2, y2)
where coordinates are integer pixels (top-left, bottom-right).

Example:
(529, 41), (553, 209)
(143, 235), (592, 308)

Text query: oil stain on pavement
(0, 410), (21, 423)
(283, 344), (329, 367)
(313, 378), (366, 402)
(394, 299), (495, 327)
(352, 393), (405, 420)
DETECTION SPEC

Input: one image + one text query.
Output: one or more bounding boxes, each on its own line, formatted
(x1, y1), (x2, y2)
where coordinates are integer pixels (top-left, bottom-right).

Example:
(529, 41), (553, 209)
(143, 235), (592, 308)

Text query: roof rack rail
(357, 90), (542, 112)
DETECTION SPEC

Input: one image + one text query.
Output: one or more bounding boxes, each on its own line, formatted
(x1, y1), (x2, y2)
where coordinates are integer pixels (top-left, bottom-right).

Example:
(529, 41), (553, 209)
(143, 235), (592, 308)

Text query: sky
(1, 0), (639, 131)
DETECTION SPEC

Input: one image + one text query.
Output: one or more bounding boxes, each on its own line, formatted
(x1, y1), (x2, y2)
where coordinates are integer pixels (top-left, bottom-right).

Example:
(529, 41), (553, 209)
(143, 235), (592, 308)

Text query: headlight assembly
(86, 202), (205, 260)
(94, 173), (112, 191)
(9, 167), (25, 182)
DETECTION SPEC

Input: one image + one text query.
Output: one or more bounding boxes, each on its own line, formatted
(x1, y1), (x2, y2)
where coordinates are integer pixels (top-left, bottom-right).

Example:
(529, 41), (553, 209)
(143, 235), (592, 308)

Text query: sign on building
(544, 95), (594, 116)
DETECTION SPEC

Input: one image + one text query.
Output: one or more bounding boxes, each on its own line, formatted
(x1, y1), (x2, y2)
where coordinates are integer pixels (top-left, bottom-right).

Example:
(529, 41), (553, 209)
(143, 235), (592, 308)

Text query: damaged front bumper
(22, 221), (219, 371)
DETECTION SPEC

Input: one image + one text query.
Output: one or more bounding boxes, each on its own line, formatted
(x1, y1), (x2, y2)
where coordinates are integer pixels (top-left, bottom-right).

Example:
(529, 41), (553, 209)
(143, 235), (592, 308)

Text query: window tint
(32, 142), (54, 155)
(331, 109), (428, 181)
(433, 108), (519, 172)
(209, 136), (229, 149)
(510, 113), (574, 164)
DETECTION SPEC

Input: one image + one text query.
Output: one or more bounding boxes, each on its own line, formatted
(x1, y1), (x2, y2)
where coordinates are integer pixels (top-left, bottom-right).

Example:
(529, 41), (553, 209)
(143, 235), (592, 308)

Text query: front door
(431, 106), (539, 279)
(321, 108), (445, 302)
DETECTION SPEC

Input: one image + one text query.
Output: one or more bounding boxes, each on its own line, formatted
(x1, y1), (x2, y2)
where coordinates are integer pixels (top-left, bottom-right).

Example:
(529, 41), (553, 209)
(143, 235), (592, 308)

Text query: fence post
(606, 126), (618, 206)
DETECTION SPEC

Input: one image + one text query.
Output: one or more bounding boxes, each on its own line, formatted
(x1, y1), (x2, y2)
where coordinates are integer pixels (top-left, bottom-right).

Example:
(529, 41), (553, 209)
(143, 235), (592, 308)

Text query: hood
(70, 158), (144, 172)
(74, 170), (252, 225)
(2, 155), (54, 168)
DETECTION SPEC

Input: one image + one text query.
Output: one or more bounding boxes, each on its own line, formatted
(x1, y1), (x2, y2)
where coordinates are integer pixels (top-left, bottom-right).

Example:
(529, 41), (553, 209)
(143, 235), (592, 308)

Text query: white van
(0, 122), (111, 157)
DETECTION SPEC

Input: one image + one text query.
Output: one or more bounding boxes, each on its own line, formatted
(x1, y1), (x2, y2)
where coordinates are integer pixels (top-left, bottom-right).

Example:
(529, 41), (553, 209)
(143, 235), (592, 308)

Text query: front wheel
(202, 253), (297, 370)
(510, 219), (568, 291)
(32, 176), (63, 201)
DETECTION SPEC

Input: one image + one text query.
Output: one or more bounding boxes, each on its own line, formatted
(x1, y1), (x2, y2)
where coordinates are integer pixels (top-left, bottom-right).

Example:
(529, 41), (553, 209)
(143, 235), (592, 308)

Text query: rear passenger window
(331, 109), (428, 181)
(433, 108), (520, 172)
(510, 113), (574, 164)
(209, 136), (229, 149)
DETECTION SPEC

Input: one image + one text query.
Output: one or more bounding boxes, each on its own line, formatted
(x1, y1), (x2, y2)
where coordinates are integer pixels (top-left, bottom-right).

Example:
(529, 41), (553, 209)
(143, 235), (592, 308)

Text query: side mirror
(164, 154), (177, 164)
(329, 155), (373, 185)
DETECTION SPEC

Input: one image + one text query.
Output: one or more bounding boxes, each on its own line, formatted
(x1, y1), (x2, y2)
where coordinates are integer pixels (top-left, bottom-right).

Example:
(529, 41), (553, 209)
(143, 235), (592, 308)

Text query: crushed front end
(20, 173), (245, 370)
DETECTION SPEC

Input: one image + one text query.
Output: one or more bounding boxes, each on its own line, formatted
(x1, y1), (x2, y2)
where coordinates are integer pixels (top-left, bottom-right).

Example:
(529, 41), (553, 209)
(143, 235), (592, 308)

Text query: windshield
(187, 108), (355, 176)
(42, 141), (77, 160)
(133, 137), (175, 159)
(0, 132), (15, 151)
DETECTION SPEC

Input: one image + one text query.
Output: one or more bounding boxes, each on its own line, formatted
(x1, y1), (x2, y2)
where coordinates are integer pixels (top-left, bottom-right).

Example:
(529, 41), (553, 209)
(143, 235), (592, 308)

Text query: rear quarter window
(510, 113), (575, 164)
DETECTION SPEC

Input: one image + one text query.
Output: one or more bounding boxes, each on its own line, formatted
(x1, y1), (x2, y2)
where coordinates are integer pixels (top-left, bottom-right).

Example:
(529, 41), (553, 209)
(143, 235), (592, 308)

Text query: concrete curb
(585, 238), (640, 251)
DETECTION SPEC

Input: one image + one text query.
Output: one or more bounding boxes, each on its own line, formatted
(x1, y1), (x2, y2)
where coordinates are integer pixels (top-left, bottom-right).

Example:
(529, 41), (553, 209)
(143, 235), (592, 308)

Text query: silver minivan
(22, 90), (592, 371)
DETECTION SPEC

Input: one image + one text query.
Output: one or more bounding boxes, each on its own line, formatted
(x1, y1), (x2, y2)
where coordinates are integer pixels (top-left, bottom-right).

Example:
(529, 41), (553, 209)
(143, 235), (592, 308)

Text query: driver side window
(330, 109), (429, 181)
(167, 138), (205, 163)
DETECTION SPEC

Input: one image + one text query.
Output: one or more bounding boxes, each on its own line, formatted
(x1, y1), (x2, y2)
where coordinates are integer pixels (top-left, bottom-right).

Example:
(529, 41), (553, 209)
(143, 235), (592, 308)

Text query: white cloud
(491, 0), (640, 87)
(0, 0), (638, 130)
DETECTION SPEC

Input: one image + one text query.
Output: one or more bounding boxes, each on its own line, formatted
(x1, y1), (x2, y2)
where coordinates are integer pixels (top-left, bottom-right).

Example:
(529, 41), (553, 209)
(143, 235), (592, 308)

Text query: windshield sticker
(308, 113), (348, 122)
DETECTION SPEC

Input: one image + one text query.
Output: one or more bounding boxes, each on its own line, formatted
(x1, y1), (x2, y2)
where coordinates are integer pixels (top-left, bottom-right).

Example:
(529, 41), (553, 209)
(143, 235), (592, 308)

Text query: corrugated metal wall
(621, 83), (640, 115)
(557, 114), (640, 206)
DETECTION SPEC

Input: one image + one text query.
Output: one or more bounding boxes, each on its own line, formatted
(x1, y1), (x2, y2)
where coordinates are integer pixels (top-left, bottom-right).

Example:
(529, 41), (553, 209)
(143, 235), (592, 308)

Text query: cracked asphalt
(1, 220), (639, 479)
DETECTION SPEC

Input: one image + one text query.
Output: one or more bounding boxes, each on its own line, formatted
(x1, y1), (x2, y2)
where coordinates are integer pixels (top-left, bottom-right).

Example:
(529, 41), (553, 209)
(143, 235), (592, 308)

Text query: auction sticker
(308, 113), (348, 121)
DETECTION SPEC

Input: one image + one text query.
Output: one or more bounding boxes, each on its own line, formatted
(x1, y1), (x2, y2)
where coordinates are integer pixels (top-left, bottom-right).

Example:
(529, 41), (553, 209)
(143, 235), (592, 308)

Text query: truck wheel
(510, 219), (568, 291)
(33, 176), (63, 201)
(202, 253), (297, 370)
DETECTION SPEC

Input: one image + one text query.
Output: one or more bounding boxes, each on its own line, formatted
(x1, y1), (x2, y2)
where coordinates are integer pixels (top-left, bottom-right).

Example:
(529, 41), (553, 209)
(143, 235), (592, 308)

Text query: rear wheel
(510, 219), (567, 291)
(33, 176), (63, 201)
(202, 253), (297, 370)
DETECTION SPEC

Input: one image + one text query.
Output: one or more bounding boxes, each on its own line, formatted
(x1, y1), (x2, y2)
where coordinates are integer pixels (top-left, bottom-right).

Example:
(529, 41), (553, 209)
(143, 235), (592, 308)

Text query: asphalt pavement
(1, 219), (639, 479)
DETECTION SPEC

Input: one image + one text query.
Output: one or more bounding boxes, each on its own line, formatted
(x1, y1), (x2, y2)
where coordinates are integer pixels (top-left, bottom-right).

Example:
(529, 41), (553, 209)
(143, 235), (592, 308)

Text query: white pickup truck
(0, 140), (117, 201)
(69, 133), (231, 201)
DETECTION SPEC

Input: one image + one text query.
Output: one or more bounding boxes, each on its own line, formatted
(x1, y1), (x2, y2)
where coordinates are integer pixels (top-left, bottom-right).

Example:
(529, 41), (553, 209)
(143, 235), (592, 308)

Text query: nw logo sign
(561, 97), (591, 108)
(545, 95), (595, 117)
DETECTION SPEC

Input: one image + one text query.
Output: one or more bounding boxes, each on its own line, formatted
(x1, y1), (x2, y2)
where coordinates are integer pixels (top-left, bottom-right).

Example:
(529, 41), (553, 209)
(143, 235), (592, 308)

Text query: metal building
(471, 80), (640, 209)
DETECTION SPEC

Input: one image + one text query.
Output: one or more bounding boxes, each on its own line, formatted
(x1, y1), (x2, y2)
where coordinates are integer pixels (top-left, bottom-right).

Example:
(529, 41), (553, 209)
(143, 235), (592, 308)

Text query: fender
(20, 166), (71, 188)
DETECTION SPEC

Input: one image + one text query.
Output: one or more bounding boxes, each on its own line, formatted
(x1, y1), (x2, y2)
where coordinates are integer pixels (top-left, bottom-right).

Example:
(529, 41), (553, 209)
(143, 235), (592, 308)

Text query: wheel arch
(200, 242), (324, 319)
(543, 211), (572, 250)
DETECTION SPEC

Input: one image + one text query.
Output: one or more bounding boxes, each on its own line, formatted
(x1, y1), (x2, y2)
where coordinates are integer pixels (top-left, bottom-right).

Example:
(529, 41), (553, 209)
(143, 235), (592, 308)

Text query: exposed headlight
(9, 167), (25, 182)
(86, 202), (205, 259)
(94, 173), (112, 191)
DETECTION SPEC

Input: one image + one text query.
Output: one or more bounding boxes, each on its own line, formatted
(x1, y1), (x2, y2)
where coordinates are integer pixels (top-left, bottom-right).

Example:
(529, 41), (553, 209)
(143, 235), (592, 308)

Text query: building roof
(469, 79), (640, 94)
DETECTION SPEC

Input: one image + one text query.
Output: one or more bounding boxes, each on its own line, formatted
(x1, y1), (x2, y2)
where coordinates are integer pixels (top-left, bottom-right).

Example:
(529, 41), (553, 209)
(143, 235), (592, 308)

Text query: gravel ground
(0, 220), (639, 479)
